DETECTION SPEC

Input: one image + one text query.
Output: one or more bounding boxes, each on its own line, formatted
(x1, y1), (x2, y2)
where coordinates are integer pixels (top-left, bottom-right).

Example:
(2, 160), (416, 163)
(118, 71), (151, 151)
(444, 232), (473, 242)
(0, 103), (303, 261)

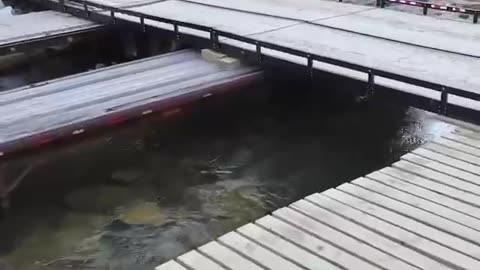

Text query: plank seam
(424, 143), (480, 166)
(350, 180), (480, 231)
(441, 134), (480, 150)
(194, 247), (236, 270)
(322, 190), (480, 263)
(338, 184), (480, 248)
(274, 208), (389, 270)
(370, 171), (480, 218)
(379, 168), (480, 208)
(233, 229), (311, 270)
(431, 140), (480, 159)
(214, 239), (269, 269)
(411, 149), (480, 177)
(306, 193), (465, 269)
(252, 219), (349, 270)
(290, 201), (424, 270)
(173, 259), (196, 270)
(394, 160), (480, 196)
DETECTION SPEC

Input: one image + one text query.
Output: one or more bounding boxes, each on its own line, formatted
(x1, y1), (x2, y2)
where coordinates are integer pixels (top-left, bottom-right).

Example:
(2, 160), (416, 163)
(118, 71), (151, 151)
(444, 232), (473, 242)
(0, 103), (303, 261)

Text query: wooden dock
(156, 121), (480, 270)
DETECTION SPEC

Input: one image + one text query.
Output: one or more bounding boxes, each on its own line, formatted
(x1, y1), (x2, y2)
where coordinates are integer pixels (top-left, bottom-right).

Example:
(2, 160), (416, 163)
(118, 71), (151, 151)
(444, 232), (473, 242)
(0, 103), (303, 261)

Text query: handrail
(53, 0), (480, 116)
(378, 0), (479, 23)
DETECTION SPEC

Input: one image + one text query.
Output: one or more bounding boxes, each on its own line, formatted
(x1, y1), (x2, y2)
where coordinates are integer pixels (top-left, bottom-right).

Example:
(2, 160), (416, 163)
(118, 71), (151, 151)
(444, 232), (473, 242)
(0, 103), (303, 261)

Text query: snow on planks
(157, 121), (480, 270)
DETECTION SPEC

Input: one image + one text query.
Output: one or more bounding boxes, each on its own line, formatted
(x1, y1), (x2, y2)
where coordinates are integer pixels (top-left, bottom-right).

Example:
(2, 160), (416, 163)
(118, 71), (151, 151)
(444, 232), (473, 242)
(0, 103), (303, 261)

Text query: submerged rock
(118, 202), (165, 226)
(64, 186), (137, 213)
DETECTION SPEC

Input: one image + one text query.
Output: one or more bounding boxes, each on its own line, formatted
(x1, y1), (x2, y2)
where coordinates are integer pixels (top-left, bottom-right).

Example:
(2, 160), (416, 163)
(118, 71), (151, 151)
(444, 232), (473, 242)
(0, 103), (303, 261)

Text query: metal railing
(49, 0), (480, 117)
(377, 0), (479, 23)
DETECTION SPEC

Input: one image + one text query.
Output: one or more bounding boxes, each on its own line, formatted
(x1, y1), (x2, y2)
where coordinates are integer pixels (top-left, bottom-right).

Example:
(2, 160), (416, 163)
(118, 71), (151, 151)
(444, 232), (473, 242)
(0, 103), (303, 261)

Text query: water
(0, 68), (451, 269)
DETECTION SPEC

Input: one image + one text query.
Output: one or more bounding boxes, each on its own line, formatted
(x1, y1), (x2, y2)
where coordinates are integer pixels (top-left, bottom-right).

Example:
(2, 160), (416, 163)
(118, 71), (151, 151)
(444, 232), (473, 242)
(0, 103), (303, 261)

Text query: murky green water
(0, 74), (451, 269)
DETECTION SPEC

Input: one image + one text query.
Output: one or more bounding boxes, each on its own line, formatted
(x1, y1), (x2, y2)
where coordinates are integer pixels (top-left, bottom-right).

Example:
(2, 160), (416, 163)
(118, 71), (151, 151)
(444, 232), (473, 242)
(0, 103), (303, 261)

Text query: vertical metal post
(381, 0), (386, 8)
(439, 87), (449, 115)
(256, 41), (263, 62)
(83, 1), (90, 17)
(474, 12), (479, 24)
(59, 0), (66, 11)
(210, 30), (219, 50)
(423, 5), (428, 15)
(110, 9), (116, 24)
(140, 17), (146, 32)
(367, 70), (375, 95)
(307, 56), (314, 80)
(174, 24), (180, 40)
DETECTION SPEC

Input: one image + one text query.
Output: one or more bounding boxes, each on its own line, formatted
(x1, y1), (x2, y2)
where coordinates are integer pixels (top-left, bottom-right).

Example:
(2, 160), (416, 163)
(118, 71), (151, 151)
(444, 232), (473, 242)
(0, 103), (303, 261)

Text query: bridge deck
(0, 10), (101, 50)
(157, 122), (480, 270)
(0, 50), (261, 157)
(66, 0), (480, 112)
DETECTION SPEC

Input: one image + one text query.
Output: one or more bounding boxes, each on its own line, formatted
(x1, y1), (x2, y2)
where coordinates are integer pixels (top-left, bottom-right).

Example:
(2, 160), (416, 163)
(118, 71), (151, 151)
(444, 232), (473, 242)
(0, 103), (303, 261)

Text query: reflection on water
(0, 72), (452, 269)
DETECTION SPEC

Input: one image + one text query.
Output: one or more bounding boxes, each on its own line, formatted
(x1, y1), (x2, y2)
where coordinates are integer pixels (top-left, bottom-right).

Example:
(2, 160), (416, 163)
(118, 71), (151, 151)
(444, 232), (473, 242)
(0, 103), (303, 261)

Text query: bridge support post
(307, 56), (314, 80)
(439, 87), (449, 116)
(256, 42), (263, 62)
(474, 12), (479, 24)
(210, 30), (220, 51)
(423, 6), (428, 15)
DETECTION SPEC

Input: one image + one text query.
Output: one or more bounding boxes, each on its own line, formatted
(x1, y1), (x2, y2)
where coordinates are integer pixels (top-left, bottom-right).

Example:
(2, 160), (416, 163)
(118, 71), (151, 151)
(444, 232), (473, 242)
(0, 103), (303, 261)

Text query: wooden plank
(368, 170), (480, 219)
(338, 182), (480, 246)
(403, 153), (480, 185)
(236, 223), (339, 270)
(307, 192), (470, 270)
(322, 188), (480, 264)
(442, 133), (480, 150)
(177, 250), (226, 270)
(218, 232), (304, 270)
(255, 214), (381, 270)
(424, 142), (480, 166)
(380, 166), (480, 208)
(412, 148), (480, 175)
(274, 207), (399, 269)
(453, 127), (480, 141)
(155, 261), (188, 270)
(393, 160), (480, 196)
(197, 241), (264, 270)
(433, 137), (480, 158)
(352, 178), (480, 231)
(290, 199), (447, 270)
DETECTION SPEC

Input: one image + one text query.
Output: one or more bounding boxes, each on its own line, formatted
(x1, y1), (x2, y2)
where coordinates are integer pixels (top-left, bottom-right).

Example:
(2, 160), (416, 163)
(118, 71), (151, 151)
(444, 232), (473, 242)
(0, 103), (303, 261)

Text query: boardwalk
(0, 50), (261, 157)
(39, 0), (480, 114)
(157, 122), (480, 270)
(0, 10), (102, 54)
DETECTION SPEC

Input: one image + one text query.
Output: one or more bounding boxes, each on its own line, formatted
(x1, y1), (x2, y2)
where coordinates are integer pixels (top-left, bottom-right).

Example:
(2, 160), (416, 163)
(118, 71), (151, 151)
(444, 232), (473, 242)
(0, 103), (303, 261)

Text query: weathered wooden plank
(403, 153), (480, 186)
(218, 232), (304, 270)
(352, 178), (480, 231)
(198, 242), (264, 270)
(423, 143), (480, 166)
(412, 148), (480, 175)
(380, 166), (480, 208)
(338, 182), (480, 246)
(442, 133), (480, 150)
(393, 160), (480, 196)
(433, 137), (480, 158)
(322, 188), (480, 264)
(155, 260), (188, 270)
(255, 214), (379, 270)
(368, 170), (480, 219)
(177, 250), (226, 270)
(236, 223), (339, 270)
(291, 199), (448, 270)
(274, 207), (399, 269)
(453, 127), (480, 141)
(308, 192), (469, 270)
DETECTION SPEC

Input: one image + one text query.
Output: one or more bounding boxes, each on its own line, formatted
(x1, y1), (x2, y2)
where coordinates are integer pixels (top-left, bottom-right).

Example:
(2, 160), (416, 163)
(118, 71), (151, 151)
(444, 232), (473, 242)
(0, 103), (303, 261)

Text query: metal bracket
(174, 24), (180, 40)
(367, 70), (375, 96)
(82, 1), (90, 17)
